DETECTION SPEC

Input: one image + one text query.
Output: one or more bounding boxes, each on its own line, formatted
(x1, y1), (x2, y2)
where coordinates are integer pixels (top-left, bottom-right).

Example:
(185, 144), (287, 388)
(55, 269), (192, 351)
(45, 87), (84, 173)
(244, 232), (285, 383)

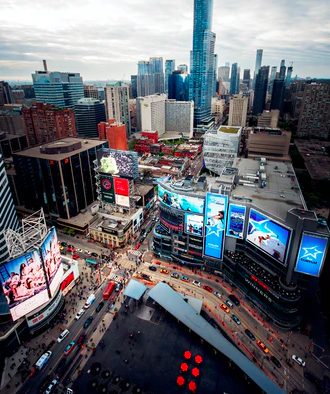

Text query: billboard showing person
(158, 185), (205, 214)
(185, 214), (203, 237)
(226, 204), (246, 239)
(0, 250), (49, 321)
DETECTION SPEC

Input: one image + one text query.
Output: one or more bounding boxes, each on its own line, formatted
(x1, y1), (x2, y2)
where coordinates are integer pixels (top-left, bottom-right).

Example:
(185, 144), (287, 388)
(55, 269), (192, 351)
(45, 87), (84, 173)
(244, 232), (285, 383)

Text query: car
(63, 341), (75, 356)
(76, 248), (82, 252)
(96, 302), (104, 312)
(72, 254), (79, 259)
(171, 272), (179, 279)
(135, 243), (141, 250)
(149, 266), (157, 271)
(55, 358), (66, 374)
(59, 245), (64, 250)
(101, 254), (108, 260)
(203, 285), (213, 293)
(257, 340), (269, 354)
(44, 378), (59, 394)
(115, 284), (122, 292)
(292, 355), (305, 367)
(192, 280), (201, 287)
(140, 237), (145, 243)
(229, 294), (240, 306)
(77, 333), (87, 348)
(225, 300), (234, 308)
(160, 269), (169, 274)
(75, 308), (85, 320)
(180, 276), (189, 282)
(154, 261), (161, 265)
(84, 250), (91, 255)
(61, 242), (67, 247)
(214, 291), (222, 299)
(220, 303), (230, 313)
(231, 315), (241, 325)
(67, 247), (75, 253)
(84, 316), (93, 328)
(244, 329), (256, 341)
(323, 375), (330, 392)
(91, 252), (98, 258)
(304, 371), (321, 388)
(270, 356), (282, 368)
(57, 329), (69, 343)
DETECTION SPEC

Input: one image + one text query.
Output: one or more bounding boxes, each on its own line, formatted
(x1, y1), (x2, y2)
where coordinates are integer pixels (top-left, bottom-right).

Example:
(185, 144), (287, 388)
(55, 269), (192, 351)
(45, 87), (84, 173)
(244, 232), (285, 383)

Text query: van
(75, 309), (85, 320)
(229, 294), (240, 306)
(57, 329), (69, 343)
(84, 294), (96, 309)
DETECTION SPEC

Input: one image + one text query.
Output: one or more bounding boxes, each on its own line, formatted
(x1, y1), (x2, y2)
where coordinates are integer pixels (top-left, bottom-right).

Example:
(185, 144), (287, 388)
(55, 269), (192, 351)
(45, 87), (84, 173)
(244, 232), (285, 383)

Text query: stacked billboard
(204, 193), (228, 259)
(185, 214), (203, 237)
(158, 185), (205, 214)
(226, 205), (246, 239)
(100, 176), (115, 204)
(97, 149), (139, 180)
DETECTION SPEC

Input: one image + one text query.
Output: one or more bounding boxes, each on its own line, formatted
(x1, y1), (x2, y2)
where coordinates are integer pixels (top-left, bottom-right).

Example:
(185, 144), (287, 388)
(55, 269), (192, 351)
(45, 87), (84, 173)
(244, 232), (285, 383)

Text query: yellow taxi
(257, 340), (269, 354)
(220, 303), (230, 313)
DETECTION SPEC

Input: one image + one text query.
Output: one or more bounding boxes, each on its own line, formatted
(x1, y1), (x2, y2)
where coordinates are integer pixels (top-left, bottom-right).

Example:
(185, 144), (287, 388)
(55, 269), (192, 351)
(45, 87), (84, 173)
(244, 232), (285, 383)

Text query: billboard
(114, 178), (130, 196)
(246, 209), (291, 265)
(226, 204), (246, 239)
(97, 148), (139, 179)
(0, 250), (49, 321)
(295, 233), (328, 277)
(185, 214), (203, 237)
(158, 185), (204, 214)
(100, 175), (115, 204)
(204, 193), (228, 259)
(40, 228), (63, 297)
(115, 194), (130, 208)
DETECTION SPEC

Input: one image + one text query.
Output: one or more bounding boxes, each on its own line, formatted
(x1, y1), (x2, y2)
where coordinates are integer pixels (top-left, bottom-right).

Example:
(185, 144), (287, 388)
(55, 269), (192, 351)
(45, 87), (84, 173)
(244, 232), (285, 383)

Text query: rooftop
(219, 126), (241, 134)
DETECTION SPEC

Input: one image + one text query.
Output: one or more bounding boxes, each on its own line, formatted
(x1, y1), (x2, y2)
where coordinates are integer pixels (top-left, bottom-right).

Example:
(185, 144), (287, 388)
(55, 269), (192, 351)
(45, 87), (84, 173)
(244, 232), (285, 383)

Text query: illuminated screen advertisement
(295, 233), (328, 277)
(114, 178), (129, 196)
(40, 228), (63, 297)
(226, 204), (246, 239)
(115, 194), (130, 208)
(0, 250), (49, 321)
(158, 185), (204, 214)
(97, 148), (139, 180)
(247, 209), (291, 265)
(204, 193), (228, 259)
(100, 175), (115, 204)
(185, 214), (203, 237)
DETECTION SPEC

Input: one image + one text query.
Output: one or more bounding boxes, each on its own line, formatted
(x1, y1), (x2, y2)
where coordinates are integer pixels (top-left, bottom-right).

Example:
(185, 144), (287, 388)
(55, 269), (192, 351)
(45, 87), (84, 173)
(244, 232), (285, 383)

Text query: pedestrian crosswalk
(107, 273), (123, 283)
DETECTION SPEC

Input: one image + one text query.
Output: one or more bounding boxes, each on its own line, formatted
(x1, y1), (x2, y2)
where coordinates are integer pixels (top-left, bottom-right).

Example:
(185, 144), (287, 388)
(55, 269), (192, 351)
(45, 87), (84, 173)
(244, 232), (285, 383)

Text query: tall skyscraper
(243, 69), (251, 89)
(279, 60), (286, 80)
(149, 57), (165, 94)
(32, 70), (84, 109)
(270, 79), (285, 114)
(189, 0), (216, 125)
(131, 75), (138, 98)
(286, 66), (293, 87)
(168, 71), (189, 101)
(253, 49), (263, 88)
(104, 82), (131, 136)
(218, 66), (230, 82)
(270, 67), (277, 83)
(177, 64), (188, 72)
(228, 94), (248, 127)
(98, 119), (128, 151)
(230, 63), (238, 94)
(136, 94), (166, 135)
(0, 152), (19, 263)
(252, 66), (269, 115)
(165, 60), (176, 94)
(75, 98), (106, 138)
(236, 67), (240, 94)
(0, 81), (14, 106)
(137, 60), (151, 97)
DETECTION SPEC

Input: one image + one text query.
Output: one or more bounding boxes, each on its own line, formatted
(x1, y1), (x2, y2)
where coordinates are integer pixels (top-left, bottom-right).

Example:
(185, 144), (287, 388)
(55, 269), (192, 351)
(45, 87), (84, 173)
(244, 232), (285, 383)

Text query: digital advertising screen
(97, 148), (139, 179)
(185, 213), (203, 237)
(115, 194), (130, 208)
(0, 250), (49, 321)
(295, 233), (328, 277)
(40, 227), (63, 297)
(204, 193), (228, 260)
(158, 185), (205, 214)
(114, 178), (130, 196)
(226, 204), (246, 239)
(246, 209), (291, 265)
(100, 175), (115, 204)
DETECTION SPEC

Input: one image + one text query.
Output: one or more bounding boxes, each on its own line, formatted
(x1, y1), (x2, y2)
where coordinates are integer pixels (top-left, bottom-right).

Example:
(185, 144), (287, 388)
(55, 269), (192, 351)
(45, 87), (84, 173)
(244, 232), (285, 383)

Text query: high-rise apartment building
(243, 69), (251, 89)
(136, 94), (166, 135)
(228, 94), (248, 127)
(22, 103), (77, 146)
(230, 63), (238, 94)
(253, 49), (263, 88)
(252, 66), (269, 115)
(0, 81), (14, 106)
(168, 71), (189, 101)
(0, 108), (25, 135)
(177, 64), (188, 72)
(74, 98), (106, 138)
(104, 82), (131, 136)
(32, 70), (84, 109)
(297, 82), (330, 138)
(165, 100), (194, 138)
(270, 79), (285, 114)
(165, 60), (176, 94)
(83, 85), (99, 100)
(0, 152), (19, 263)
(189, 0), (216, 126)
(98, 119), (128, 151)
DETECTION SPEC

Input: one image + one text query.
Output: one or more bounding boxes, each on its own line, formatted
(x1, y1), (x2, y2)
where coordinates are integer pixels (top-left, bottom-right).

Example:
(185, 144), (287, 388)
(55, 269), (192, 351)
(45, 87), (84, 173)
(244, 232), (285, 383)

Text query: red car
(72, 254), (79, 259)
(160, 269), (169, 274)
(203, 285), (213, 293)
(135, 243), (141, 250)
(67, 247), (75, 253)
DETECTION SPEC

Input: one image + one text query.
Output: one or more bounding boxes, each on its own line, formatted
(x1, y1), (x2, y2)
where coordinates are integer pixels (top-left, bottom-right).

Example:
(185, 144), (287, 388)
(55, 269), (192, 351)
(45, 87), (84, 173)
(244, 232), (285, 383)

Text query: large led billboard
(100, 175), (115, 204)
(0, 250), (49, 321)
(97, 149), (139, 179)
(40, 228), (63, 297)
(185, 213), (203, 237)
(158, 185), (204, 214)
(115, 194), (130, 208)
(295, 233), (328, 277)
(114, 178), (130, 196)
(204, 193), (228, 259)
(246, 209), (291, 265)
(226, 204), (246, 239)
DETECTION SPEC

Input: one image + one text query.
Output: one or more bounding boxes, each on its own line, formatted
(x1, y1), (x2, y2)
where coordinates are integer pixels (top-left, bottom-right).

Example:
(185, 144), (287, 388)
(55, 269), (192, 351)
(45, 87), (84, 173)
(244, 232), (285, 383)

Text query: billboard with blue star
(246, 209), (291, 265)
(204, 193), (228, 259)
(295, 233), (328, 277)
(226, 204), (246, 239)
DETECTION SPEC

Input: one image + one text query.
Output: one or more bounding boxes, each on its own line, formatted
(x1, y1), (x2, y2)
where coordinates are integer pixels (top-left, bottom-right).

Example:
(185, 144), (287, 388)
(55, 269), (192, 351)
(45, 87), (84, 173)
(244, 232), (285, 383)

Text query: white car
(45, 379), (59, 394)
(292, 355), (306, 367)
(84, 250), (91, 255)
(75, 309), (85, 320)
(214, 291), (222, 299)
(76, 248), (82, 252)
(192, 280), (201, 287)
(57, 329), (69, 343)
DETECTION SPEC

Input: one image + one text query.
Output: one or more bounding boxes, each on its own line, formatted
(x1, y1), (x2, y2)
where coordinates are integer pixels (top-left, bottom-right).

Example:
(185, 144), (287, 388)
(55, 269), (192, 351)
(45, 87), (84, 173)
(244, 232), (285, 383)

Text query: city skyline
(1, 0), (329, 81)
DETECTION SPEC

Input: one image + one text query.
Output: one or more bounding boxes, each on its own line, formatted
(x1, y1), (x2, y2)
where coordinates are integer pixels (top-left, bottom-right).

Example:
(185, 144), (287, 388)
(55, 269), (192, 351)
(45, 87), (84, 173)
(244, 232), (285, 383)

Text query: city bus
(35, 351), (52, 370)
(86, 258), (97, 265)
(103, 281), (116, 300)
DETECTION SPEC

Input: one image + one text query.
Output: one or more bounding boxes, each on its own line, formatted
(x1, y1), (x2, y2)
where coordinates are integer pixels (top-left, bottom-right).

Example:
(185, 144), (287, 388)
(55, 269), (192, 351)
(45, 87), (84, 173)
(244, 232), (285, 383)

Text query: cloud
(0, 0), (329, 81)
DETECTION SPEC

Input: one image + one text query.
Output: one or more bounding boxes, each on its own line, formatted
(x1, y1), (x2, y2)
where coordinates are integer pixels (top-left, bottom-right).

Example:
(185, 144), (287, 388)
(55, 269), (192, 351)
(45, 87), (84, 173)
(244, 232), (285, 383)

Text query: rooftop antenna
(43, 60), (48, 72)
